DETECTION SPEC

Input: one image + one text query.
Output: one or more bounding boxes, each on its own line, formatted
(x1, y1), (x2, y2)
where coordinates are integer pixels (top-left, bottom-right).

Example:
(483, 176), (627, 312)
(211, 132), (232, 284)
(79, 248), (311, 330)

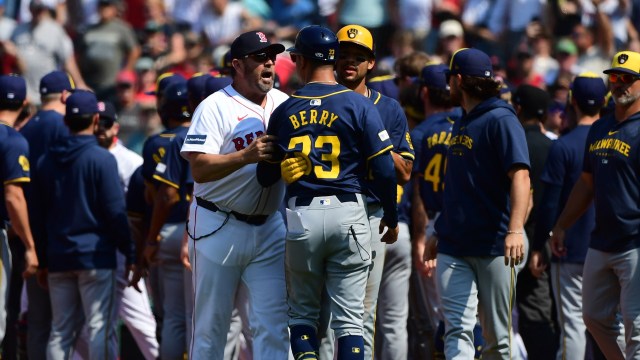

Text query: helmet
(336, 25), (374, 56)
(288, 25), (338, 62)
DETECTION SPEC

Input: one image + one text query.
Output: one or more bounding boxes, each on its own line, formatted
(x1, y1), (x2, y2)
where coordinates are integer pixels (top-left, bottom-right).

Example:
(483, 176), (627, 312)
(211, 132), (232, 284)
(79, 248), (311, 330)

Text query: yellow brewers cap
(603, 51), (640, 76)
(337, 25), (374, 56)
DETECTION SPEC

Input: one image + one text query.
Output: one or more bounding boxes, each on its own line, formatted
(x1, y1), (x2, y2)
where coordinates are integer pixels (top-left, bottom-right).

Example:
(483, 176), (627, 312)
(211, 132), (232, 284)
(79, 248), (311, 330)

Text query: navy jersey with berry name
(584, 113), (640, 253)
(0, 123), (30, 224)
(265, 83), (394, 198)
(141, 127), (191, 223)
(152, 125), (193, 213)
(364, 88), (414, 204)
(414, 111), (460, 212)
(435, 97), (530, 257)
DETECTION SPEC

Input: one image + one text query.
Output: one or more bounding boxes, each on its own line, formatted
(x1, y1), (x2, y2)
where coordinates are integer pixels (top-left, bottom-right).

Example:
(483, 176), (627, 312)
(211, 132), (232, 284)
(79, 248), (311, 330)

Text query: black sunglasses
(244, 52), (277, 63)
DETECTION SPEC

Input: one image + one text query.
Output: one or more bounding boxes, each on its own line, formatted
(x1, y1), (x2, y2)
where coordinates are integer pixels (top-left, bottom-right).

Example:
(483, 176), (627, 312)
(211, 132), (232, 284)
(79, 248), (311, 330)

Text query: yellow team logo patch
(347, 28), (358, 39)
(18, 155), (30, 172)
(352, 347), (361, 354)
(301, 335), (309, 340)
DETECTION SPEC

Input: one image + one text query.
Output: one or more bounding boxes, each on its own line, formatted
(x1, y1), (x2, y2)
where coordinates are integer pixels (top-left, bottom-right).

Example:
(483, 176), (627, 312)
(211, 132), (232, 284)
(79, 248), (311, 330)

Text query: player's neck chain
(307, 81), (338, 85)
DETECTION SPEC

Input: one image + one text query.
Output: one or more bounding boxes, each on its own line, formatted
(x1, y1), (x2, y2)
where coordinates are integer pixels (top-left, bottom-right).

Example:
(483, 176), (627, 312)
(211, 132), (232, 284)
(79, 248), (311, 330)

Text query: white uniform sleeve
(181, 97), (226, 155)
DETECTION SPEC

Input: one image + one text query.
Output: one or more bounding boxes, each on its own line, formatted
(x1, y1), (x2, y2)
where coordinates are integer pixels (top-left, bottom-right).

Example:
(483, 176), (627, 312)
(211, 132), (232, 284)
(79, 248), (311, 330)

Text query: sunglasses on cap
(244, 52), (277, 63)
(609, 73), (639, 84)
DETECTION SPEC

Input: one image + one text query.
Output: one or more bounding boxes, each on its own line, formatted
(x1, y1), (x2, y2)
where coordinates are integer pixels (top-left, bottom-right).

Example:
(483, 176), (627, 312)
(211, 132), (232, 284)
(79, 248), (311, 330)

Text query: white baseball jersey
(180, 85), (288, 215)
(110, 141), (143, 193)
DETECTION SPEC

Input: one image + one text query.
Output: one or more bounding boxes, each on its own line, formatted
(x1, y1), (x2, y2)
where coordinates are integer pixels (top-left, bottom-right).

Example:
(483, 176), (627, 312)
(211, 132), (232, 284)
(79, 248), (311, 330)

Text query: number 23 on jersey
(288, 134), (340, 179)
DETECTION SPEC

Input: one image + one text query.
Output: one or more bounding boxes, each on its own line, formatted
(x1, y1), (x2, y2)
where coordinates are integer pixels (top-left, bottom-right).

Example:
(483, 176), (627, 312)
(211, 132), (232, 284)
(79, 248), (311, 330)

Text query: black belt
(295, 193), (358, 207)
(195, 197), (268, 226)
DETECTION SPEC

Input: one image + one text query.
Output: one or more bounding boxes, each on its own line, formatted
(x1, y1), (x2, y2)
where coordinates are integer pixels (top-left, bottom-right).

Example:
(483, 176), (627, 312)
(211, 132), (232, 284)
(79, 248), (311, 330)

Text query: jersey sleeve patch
(184, 134), (207, 145)
(378, 130), (390, 142)
(155, 162), (167, 174)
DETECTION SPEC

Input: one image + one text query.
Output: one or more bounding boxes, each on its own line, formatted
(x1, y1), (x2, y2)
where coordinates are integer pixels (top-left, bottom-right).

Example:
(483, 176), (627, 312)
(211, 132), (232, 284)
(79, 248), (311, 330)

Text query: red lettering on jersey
(232, 137), (245, 151)
(255, 131), (264, 138)
(245, 133), (255, 145)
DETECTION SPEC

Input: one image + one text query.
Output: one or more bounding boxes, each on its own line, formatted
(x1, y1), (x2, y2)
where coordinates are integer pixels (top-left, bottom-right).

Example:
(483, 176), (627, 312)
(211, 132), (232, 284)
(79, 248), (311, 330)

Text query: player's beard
(449, 80), (462, 106)
(97, 133), (114, 149)
(248, 66), (275, 93)
(612, 89), (640, 106)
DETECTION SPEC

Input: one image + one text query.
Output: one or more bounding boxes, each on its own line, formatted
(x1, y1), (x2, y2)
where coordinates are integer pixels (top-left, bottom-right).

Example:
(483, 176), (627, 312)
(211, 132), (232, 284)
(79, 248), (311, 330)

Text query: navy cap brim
(235, 43), (285, 59)
(603, 67), (640, 76)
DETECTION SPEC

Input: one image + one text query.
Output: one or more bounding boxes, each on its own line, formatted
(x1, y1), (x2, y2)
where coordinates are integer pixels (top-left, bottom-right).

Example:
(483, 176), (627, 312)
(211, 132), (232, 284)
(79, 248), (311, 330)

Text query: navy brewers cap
(161, 82), (190, 119)
(205, 75), (232, 94)
(446, 48), (493, 78)
(571, 72), (607, 107)
(419, 63), (450, 90)
(66, 90), (98, 116)
(513, 85), (550, 117)
(40, 71), (75, 95)
(0, 74), (26, 102)
(145, 72), (186, 96)
(230, 31), (285, 59)
(187, 73), (214, 101)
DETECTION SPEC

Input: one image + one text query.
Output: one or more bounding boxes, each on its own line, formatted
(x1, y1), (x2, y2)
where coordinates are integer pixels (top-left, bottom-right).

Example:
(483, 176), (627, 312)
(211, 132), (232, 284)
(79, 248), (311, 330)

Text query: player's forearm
(391, 151), (413, 185)
(410, 176), (428, 242)
(533, 183), (562, 252)
(370, 152), (398, 228)
(186, 151), (253, 183)
(146, 184), (179, 244)
(554, 173), (594, 231)
(5, 185), (36, 251)
(507, 167), (530, 232)
(128, 216), (147, 265)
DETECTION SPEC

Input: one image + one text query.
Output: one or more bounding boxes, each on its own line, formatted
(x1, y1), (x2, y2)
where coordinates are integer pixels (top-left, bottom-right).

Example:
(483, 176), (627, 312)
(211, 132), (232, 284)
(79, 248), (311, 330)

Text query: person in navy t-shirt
(423, 48), (531, 359)
(551, 51), (640, 359)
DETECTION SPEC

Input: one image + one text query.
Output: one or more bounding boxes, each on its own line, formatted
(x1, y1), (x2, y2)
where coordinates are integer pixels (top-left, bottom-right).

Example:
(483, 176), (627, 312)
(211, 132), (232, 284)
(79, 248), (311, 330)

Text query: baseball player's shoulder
(0, 125), (28, 151)
(268, 87), (289, 105)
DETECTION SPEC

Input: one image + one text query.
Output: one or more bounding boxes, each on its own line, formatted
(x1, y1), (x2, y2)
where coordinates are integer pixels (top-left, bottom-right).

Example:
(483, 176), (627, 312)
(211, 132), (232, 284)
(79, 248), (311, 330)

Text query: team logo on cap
(98, 101), (106, 112)
(256, 32), (267, 43)
(347, 28), (358, 39)
(618, 53), (629, 64)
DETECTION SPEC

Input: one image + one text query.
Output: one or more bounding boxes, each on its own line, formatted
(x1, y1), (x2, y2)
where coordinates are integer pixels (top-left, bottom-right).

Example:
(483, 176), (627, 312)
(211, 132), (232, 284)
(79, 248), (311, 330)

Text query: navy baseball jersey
(20, 110), (69, 165)
(415, 111), (459, 212)
(584, 113), (640, 253)
(266, 83), (394, 198)
(141, 127), (190, 223)
(367, 75), (399, 101)
(126, 165), (148, 220)
(435, 97), (530, 256)
(152, 125), (193, 218)
(538, 125), (594, 263)
(411, 108), (463, 162)
(365, 88), (414, 203)
(397, 181), (412, 225)
(0, 123), (30, 224)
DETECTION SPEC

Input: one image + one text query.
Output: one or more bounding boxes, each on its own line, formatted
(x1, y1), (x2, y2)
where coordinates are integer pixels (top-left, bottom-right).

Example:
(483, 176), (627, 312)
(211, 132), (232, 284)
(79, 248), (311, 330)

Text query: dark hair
(395, 51), (430, 78)
(576, 102), (601, 117)
(426, 86), (452, 108)
(0, 99), (24, 111)
(400, 81), (425, 121)
(459, 75), (501, 100)
(65, 113), (95, 133)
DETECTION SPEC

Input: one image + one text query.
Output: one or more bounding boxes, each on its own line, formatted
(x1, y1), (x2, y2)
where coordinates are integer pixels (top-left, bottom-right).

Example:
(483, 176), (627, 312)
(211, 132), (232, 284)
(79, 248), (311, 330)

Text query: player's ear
(232, 58), (243, 73)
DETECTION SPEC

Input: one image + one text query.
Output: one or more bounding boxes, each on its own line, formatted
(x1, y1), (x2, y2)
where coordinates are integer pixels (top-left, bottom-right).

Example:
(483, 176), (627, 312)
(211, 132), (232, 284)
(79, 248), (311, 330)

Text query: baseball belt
(294, 193), (358, 207)
(195, 197), (268, 226)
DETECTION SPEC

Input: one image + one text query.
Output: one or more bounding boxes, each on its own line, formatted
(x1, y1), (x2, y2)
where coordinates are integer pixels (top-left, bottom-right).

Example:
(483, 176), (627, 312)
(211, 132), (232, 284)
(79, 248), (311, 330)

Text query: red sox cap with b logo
(229, 31), (285, 59)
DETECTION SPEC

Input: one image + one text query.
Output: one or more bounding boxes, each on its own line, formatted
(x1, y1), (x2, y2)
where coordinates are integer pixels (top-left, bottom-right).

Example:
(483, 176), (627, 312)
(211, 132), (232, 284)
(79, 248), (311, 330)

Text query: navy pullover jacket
(35, 135), (135, 272)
